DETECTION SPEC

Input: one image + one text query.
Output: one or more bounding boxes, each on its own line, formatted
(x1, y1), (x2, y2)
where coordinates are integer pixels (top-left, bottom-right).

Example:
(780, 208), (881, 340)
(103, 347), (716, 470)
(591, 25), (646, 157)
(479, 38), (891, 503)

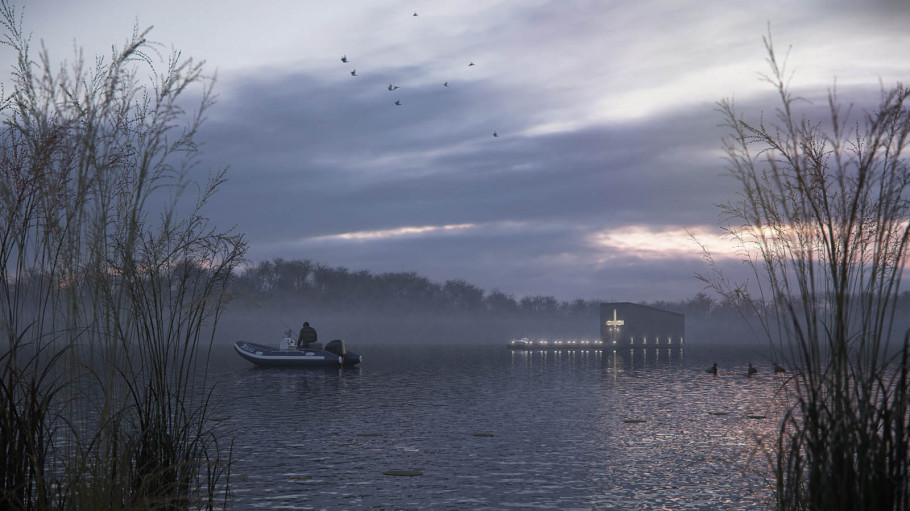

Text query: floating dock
(508, 302), (686, 351)
(507, 338), (604, 350)
(507, 337), (684, 350)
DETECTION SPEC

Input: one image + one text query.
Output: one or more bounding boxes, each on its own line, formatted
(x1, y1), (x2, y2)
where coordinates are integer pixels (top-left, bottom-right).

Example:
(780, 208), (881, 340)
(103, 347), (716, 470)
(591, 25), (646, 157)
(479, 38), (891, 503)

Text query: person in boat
(297, 321), (317, 349)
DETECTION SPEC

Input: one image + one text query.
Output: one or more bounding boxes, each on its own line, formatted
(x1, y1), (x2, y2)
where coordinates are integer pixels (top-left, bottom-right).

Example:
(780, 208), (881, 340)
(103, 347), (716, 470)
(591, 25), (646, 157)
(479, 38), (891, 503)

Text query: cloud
(195, 62), (898, 301)
(15, 0), (907, 302)
(304, 223), (477, 242)
(590, 225), (737, 261)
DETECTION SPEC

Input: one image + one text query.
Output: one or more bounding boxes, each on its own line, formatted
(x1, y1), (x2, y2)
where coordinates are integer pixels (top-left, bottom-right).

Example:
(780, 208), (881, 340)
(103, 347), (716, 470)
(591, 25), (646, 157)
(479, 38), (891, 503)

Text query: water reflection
(509, 344), (686, 374)
(212, 343), (783, 510)
(625, 346), (685, 368)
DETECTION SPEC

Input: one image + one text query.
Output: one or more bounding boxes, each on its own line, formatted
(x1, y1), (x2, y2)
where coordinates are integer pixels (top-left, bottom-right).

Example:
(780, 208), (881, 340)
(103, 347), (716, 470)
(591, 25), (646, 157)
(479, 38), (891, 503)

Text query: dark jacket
(298, 325), (317, 345)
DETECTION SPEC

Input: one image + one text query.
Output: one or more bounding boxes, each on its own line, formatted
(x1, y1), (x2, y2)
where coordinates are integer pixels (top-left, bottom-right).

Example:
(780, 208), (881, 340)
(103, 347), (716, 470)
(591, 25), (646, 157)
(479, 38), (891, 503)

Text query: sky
(6, 0), (910, 302)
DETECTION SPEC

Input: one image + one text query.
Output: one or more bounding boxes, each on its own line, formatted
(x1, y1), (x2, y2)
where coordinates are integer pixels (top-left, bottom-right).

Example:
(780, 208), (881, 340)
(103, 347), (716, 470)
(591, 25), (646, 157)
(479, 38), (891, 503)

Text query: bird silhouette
(341, 55), (348, 63)
(705, 363), (718, 375)
(468, 62), (475, 66)
(748, 363), (757, 377)
(388, 84), (399, 91)
(350, 69), (357, 76)
(773, 363), (785, 374)
(394, 100), (401, 106)
(443, 81), (448, 87)
(492, 131), (499, 137)
(413, 12), (418, 16)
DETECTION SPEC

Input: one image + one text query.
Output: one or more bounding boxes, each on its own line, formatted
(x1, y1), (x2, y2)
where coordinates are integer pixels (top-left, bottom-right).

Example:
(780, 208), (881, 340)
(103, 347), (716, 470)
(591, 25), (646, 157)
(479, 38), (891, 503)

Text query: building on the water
(600, 302), (684, 347)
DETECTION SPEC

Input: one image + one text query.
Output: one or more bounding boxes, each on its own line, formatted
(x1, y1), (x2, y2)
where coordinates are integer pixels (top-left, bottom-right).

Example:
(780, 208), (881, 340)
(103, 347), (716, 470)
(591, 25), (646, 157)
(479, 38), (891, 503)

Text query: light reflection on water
(209, 343), (786, 510)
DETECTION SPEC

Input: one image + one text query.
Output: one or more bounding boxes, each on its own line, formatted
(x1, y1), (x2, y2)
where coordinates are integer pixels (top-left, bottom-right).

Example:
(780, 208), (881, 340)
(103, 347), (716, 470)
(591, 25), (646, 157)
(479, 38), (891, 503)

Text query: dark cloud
(4, 1), (907, 305)
(192, 66), (751, 301)
(176, 2), (907, 303)
(203, 70), (737, 219)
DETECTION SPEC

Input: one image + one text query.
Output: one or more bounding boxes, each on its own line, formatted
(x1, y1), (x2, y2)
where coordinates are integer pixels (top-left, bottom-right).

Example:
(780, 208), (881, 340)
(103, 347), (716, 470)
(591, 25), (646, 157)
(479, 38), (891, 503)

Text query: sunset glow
(590, 225), (741, 260)
(308, 223), (476, 242)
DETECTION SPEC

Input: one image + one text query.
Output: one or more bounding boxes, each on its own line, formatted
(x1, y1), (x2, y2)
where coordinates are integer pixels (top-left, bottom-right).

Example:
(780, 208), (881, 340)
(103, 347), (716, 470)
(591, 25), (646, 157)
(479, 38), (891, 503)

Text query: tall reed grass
(0, 1), (246, 508)
(704, 32), (910, 510)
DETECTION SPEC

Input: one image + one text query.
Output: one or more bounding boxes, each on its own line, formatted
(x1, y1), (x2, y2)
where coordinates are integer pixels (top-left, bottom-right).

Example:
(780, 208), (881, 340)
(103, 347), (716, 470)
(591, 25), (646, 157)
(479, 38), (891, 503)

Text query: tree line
(228, 257), (749, 319)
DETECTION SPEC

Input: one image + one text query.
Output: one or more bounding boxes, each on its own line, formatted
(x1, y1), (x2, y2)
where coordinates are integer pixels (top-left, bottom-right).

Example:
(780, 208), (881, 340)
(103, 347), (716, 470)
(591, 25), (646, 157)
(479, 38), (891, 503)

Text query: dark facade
(600, 302), (685, 347)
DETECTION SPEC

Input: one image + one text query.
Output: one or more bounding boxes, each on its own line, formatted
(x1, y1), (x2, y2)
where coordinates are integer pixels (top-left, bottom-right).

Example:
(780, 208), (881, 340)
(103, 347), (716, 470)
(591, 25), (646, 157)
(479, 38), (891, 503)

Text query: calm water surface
(208, 343), (787, 510)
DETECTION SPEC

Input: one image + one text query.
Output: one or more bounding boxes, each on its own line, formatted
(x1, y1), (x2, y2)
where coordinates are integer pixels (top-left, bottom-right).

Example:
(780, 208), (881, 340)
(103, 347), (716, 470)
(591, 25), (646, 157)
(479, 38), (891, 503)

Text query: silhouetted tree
(519, 295), (559, 314)
(442, 279), (484, 311)
(684, 292), (715, 317)
(484, 290), (519, 315)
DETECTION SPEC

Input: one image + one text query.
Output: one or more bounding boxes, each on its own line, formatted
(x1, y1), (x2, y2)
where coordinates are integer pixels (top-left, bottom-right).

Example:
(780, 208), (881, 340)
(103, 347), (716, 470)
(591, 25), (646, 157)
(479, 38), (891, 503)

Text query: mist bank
(215, 305), (764, 346)
(219, 258), (770, 346)
(229, 258), (745, 316)
(219, 258), (910, 347)
(216, 307), (600, 345)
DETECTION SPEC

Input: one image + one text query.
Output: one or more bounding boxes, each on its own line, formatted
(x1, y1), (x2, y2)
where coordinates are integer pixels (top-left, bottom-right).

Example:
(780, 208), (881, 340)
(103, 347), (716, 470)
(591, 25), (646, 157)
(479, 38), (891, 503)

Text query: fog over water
(215, 301), (770, 349)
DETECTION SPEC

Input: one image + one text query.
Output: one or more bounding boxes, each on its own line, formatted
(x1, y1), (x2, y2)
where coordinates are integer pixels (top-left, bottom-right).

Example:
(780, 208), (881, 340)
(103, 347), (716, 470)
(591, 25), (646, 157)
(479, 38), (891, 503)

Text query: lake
(208, 342), (786, 510)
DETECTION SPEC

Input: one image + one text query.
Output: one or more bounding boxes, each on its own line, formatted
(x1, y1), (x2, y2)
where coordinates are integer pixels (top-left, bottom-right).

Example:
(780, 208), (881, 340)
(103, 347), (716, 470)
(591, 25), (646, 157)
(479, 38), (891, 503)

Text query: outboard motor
(325, 339), (347, 357)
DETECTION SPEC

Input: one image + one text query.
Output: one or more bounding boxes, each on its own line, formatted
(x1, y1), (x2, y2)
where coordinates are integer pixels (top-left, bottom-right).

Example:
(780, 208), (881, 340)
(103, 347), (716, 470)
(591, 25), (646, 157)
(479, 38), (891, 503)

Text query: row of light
(625, 337), (685, 345)
(510, 338), (685, 346)
(510, 339), (604, 346)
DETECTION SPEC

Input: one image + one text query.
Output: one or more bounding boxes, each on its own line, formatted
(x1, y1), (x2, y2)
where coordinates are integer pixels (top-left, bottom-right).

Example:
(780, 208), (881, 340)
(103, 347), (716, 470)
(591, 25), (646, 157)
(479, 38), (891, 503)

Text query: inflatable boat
(234, 337), (362, 367)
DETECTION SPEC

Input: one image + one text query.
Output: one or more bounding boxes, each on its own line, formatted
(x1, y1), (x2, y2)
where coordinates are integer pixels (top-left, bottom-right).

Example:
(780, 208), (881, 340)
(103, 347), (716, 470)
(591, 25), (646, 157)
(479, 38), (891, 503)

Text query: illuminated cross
(605, 309), (624, 329)
(605, 309), (624, 344)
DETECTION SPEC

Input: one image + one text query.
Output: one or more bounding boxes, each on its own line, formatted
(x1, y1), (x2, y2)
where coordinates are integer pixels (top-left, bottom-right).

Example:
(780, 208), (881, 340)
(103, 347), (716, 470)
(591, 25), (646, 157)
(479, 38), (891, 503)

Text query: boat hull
(234, 341), (362, 367)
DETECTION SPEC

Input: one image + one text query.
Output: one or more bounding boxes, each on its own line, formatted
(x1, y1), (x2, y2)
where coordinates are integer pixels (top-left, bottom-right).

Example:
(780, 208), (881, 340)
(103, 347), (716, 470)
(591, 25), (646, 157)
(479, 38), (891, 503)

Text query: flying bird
(468, 62), (475, 66)
(492, 131), (499, 137)
(413, 12), (418, 16)
(394, 100), (401, 106)
(388, 84), (399, 91)
(341, 55), (348, 63)
(350, 69), (357, 76)
(443, 81), (448, 87)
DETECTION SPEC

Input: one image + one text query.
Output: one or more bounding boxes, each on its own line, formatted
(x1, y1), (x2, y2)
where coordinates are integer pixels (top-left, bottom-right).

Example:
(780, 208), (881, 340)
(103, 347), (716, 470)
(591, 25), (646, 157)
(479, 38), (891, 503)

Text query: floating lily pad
(383, 470), (422, 477)
(209, 417), (229, 422)
(710, 412), (730, 416)
(471, 432), (494, 437)
(746, 415), (767, 419)
(357, 433), (383, 437)
(289, 476), (312, 481)
(623, 419), (646, 424)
